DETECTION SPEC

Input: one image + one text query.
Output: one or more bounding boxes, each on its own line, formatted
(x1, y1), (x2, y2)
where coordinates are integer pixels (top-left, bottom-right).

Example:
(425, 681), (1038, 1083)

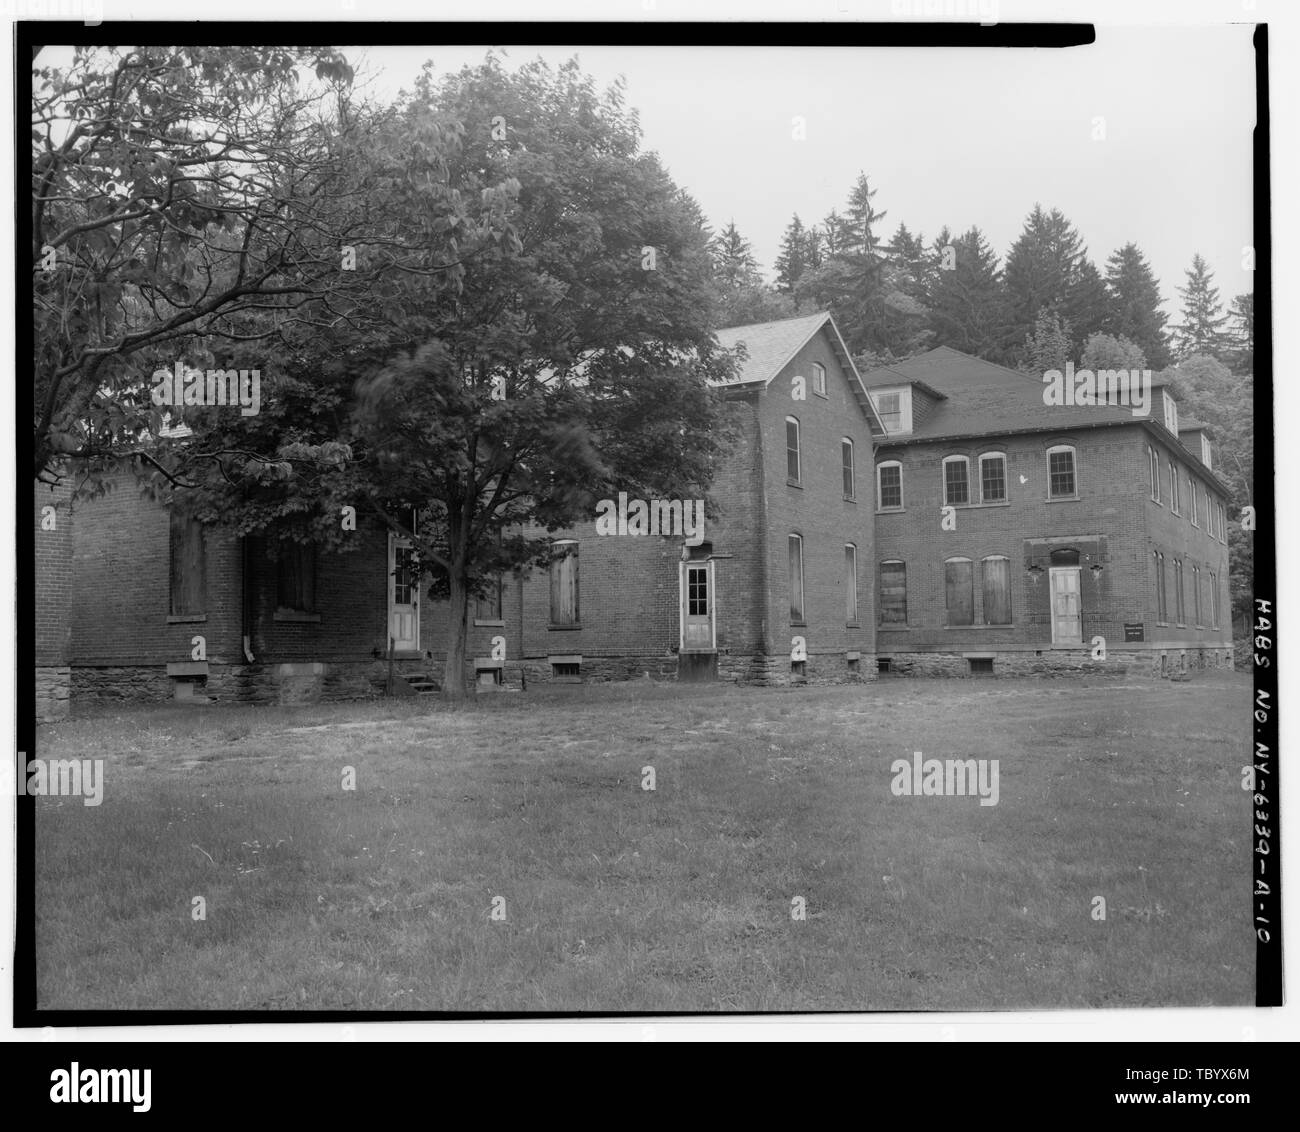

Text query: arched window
(549, 540), (579, 626)
(876, 460), (903, 510)
(879, 560), (907, 624)
(788, 534), (805, 623)
(979, 451), (1007, 503)
(1046, 445), (1077, 499)
(785, 416), (801, 484)
(841, 438), (855, 500)
(1149, 446), (1160, 503)
(942, 455), (970, 506)
(844, 543), (858, 624)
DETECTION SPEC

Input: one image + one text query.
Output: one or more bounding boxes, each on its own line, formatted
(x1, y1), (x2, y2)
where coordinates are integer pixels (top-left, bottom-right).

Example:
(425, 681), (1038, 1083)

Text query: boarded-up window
(789, 534), (805, 622)
(845, 544), (858, 624)
(276, 543), (317, 612)
(981, 556), (1012, 625)
(169, 513), (206, 616)
(879, 561), (907, 624)
(550, 542), (579, 626)
(945, 558), (974, 626)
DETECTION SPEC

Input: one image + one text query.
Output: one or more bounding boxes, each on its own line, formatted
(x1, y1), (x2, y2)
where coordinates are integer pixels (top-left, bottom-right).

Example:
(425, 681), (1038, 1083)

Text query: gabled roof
(865, 345), (1229, 491)
(712, 311), (886, 435)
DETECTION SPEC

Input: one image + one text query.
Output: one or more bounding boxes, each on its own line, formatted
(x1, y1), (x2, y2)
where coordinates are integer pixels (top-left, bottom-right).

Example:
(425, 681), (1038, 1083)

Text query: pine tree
(841, 172), (889, 260)
(1065, 258), (1109, 350)
(927, 226), (1011, 361)
(889, 222), (928, 302)
(1102, 242), (1170, 369)
(709, 220), (762, 290)
(1227, 292), (1254, 373)
(1003, 204), (1086, 360)
(1173, 254), (1228, 359)
(775, 214), (810, 294)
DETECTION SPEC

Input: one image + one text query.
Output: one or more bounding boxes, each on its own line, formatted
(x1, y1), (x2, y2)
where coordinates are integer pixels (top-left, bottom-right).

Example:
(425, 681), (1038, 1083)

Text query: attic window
(870, 387), (911, 435)
(812, 362), (827, 397)
(1163, 391), (1179, 435)
(1200, 434), (1213, 469)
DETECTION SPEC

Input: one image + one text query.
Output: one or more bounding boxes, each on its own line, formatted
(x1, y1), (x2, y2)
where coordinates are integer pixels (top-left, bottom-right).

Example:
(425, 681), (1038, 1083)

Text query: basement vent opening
(791, 660), (806, 677)
(846, 657), (860, 674)
(551, 662), (581, 680)
(877, 658), (892, 674)
(968, 657), (994, 676)
(476, 667), (503, 687)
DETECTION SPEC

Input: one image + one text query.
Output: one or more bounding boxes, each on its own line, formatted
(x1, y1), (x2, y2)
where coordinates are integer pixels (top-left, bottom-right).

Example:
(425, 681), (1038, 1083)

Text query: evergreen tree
(926, 226), (1011, 361)
(1227, 291), (1254, 373)
(889, 222), (929, 302)
(1102, 242), (1171, 369)
(1003, 204), (1086, 360)
(709, 220), (762, 290)
(774, 214), (810, 294)
(1064, 258), (1109, 350)
(1173, 253), (1228, 359)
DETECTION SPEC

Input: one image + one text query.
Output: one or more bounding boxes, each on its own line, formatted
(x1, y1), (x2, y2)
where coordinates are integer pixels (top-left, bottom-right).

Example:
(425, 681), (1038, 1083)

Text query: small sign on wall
(1123, 622), (1145, 642)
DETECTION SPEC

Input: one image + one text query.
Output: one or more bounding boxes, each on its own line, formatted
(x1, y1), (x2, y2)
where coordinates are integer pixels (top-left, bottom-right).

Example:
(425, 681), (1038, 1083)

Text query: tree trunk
(442, 569), (471, 701)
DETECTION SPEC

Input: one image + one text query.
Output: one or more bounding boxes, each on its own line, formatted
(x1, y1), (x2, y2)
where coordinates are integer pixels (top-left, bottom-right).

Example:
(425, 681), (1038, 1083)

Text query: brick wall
(873, 421), (1233, 670)
(756, 332), (877, 673)
(35, 476), (74, 722)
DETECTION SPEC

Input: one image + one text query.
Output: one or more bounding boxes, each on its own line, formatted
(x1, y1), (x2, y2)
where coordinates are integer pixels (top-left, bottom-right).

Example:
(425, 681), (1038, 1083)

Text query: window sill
(167, 614), (207, 624)
(843, 495), (857, 504)
(943, 624), (1014, 630)
(548, 623), (582, 631)
(1045, 496), (1080, 503)
(878, 624), (914, 631)
(877, 506), (905, 514)
(945, 500), (1010, 509)
(786, 479), (803, 489)
(789, 621), (807, 629)
(274, 610), (321, 623)
(846, 622), (861, 630)
(474, 619), (506, 627)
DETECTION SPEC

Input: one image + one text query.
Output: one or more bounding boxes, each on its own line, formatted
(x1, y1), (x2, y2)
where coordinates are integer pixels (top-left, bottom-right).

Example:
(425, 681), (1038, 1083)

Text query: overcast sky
(352, 29), (1256, 321)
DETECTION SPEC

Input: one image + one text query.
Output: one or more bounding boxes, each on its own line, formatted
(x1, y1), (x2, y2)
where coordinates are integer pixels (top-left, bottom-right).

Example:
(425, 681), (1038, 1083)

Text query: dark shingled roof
(863, 346), (1226, 489)
(713, 311), (837, 387)
(712, 311), (886, 434)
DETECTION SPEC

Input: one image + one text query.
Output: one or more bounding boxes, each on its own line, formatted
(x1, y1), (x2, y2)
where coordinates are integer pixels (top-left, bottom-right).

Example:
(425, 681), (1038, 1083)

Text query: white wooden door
(679, 560), (716, 652)
(1049, 566), (1082, 645)
(389, 535), (419, 651)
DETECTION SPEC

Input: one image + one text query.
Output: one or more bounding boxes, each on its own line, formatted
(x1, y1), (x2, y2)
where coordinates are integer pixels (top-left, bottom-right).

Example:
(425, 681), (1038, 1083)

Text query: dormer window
(1163, 390), (1179, 434)
(1201, 434), (1213, 469)
(870, 387), (912, 435)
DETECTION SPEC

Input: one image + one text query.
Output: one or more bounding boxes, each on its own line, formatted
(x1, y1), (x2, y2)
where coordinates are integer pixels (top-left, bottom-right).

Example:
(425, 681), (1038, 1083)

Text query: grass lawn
(33, 672), (1254, 1012)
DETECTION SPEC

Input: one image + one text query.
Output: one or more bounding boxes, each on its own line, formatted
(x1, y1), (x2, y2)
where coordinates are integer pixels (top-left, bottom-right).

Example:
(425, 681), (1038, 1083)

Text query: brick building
(862, 347), (1234, 677)
(43, 315), (1234, 714)
(58, 312), (883, 707)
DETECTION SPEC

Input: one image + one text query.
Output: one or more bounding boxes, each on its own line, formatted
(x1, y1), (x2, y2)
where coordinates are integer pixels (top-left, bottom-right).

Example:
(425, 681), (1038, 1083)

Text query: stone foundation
(36, 667), (71, 723)
(876, 646), (1235, 678)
